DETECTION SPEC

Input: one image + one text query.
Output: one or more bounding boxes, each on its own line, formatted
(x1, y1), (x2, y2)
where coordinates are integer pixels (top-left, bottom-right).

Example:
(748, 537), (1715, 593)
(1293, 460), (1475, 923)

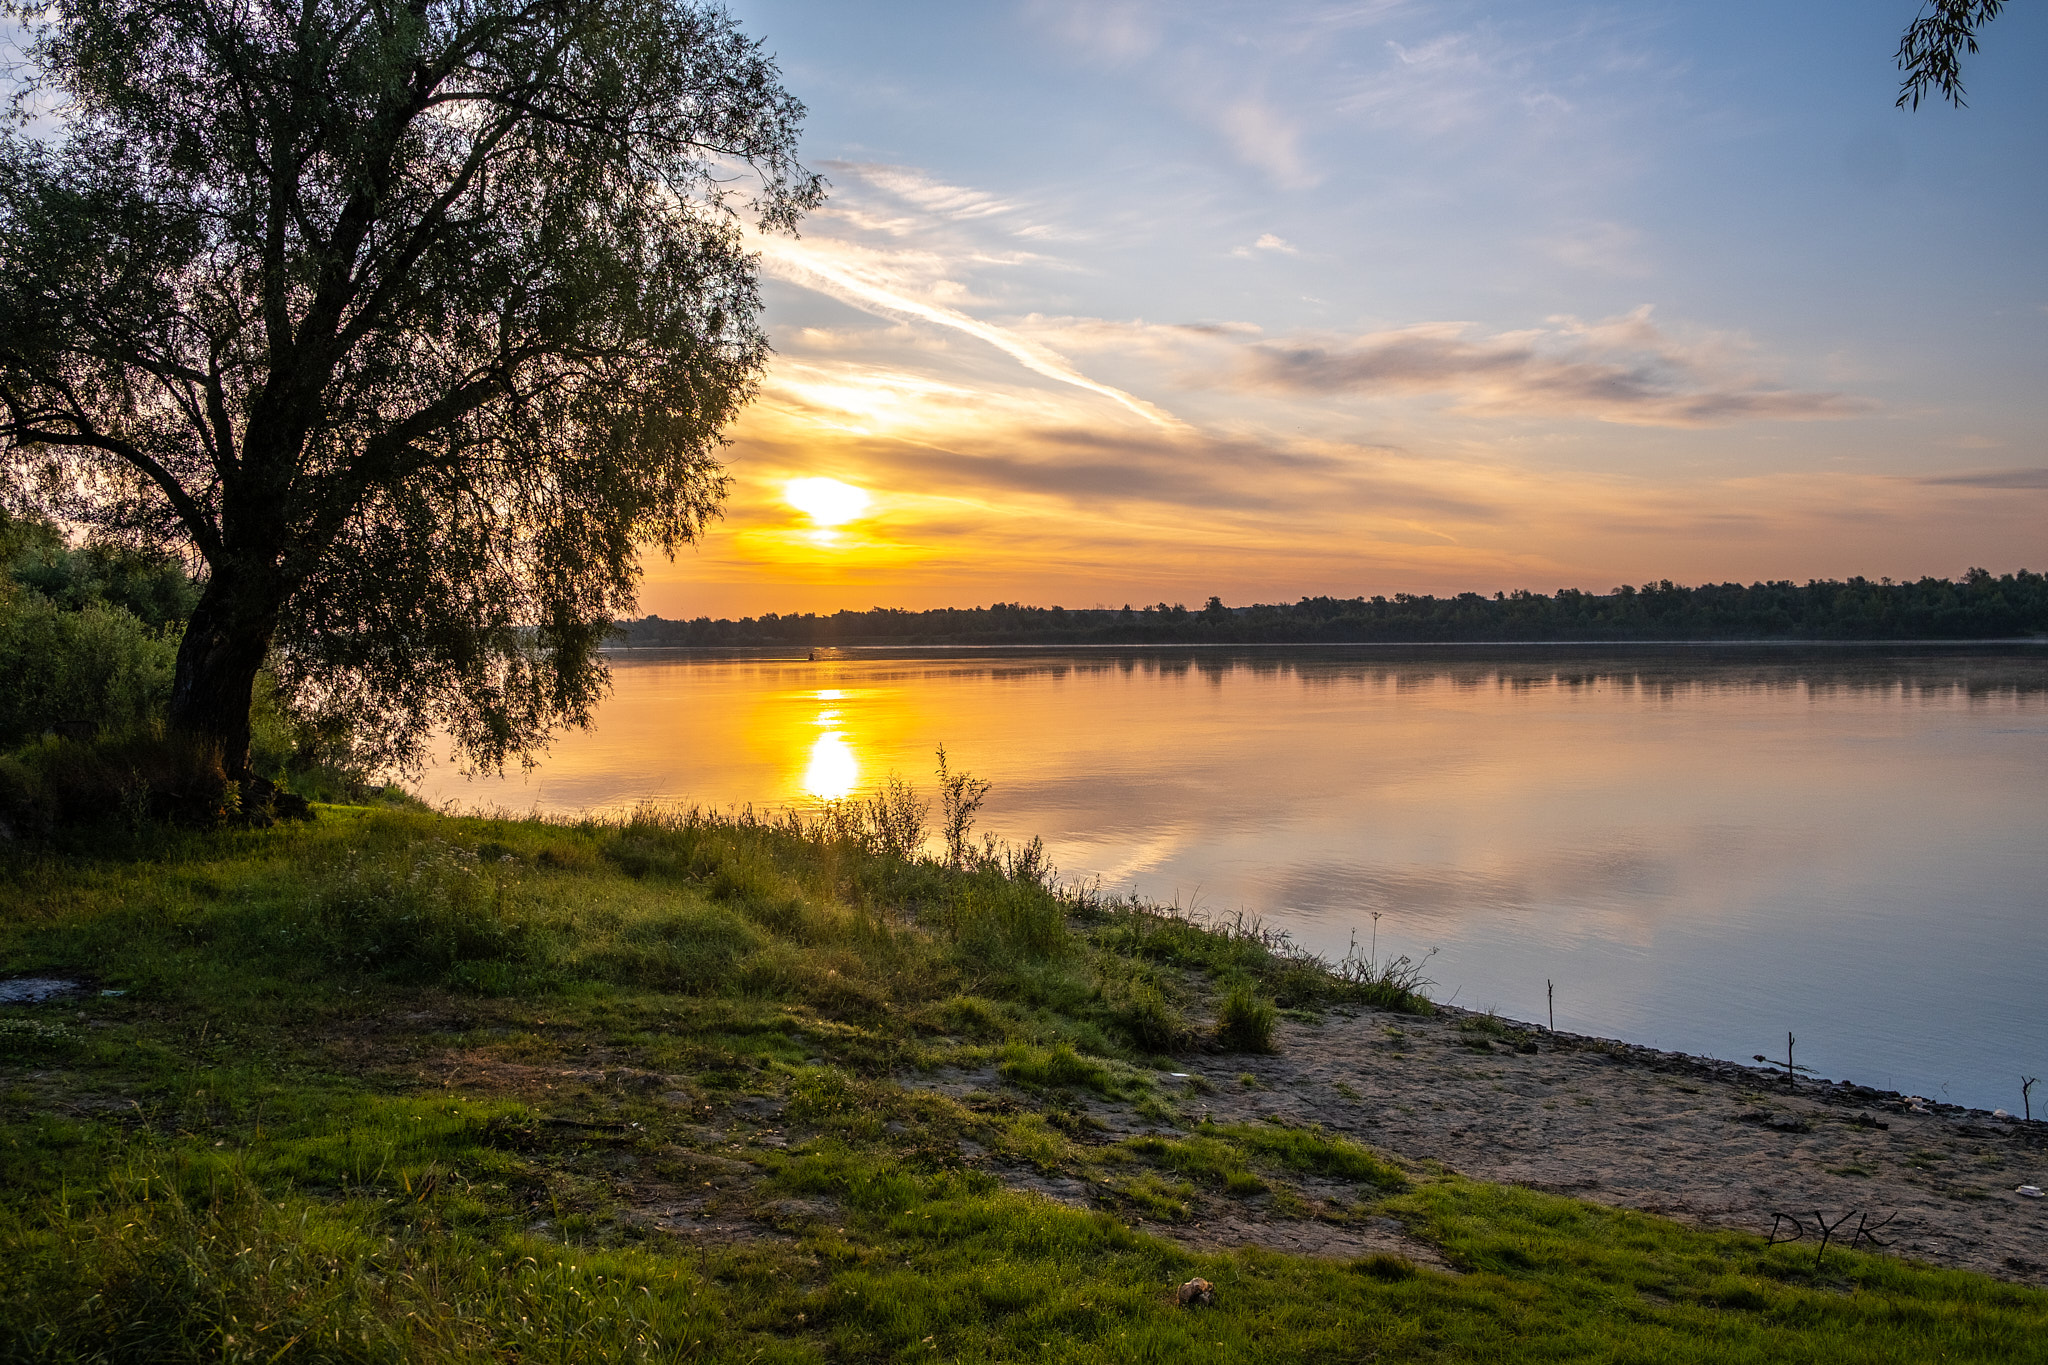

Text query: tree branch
(1897, 0), (2006, 109)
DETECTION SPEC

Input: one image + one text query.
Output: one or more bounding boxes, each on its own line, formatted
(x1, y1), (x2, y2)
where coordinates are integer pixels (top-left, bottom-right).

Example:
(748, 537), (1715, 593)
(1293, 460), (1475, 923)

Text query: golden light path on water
(414, 646), (2048, 1112)
(803, 688), (860, 800)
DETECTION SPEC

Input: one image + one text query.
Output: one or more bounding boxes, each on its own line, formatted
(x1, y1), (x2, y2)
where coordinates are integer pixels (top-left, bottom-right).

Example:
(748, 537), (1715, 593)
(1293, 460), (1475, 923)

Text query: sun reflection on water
(803, 731), (858, 799)
(800, 685), (863, 800)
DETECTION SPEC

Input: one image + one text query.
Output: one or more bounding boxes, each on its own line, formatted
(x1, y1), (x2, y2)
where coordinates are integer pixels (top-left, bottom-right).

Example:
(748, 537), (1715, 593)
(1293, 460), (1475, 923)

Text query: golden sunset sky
(641, 1), (2047, 619)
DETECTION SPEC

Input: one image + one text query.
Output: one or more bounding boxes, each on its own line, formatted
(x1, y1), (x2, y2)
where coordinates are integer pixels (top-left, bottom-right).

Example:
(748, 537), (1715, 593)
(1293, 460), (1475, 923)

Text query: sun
(784, 476), (871, 527)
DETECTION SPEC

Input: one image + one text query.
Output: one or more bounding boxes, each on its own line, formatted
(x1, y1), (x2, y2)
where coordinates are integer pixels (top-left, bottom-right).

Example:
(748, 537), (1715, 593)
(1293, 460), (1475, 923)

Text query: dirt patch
(892, 1010), (2047, 1281)
(616, 1173), (806, 1248)
(417, 1047), (673, 1103)
(1171, 1211), (1453, 1270)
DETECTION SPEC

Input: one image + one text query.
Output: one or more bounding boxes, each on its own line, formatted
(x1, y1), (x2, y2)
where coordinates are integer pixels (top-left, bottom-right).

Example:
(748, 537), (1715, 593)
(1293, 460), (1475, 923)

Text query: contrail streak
(751, 232), (1185, 431)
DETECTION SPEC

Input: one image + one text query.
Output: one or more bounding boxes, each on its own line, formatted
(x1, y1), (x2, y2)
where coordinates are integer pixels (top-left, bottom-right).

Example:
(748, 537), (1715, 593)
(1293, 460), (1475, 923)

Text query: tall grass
(0, 1156), (757, 1364)
(1215, 983), (1278, 1052)
(294, 839), (536, 980)
(1087, 900), (1434, 1015)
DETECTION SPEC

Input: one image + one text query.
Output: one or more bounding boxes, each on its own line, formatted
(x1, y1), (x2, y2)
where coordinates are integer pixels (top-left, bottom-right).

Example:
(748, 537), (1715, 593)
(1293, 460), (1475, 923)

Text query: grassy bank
(1, 804), (2041, 1362)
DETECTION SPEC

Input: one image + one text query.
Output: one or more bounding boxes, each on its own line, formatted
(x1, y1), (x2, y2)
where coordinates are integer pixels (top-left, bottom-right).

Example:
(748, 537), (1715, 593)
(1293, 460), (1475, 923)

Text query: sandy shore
(928, 1004), (2048, 1284)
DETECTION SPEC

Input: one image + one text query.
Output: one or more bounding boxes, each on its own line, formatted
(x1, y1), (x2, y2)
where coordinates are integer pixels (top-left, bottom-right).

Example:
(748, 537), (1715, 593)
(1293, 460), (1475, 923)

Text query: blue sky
(634, 0), (2048, 615)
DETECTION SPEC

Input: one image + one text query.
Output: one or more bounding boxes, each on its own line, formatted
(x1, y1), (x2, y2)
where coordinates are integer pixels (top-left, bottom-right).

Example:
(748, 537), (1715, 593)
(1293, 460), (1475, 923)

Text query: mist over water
(417, 645), (2048, 1113)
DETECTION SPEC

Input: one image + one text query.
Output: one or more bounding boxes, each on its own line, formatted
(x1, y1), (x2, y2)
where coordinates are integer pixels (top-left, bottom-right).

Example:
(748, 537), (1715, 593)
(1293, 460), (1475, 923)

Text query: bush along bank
(0, 514), (408, 836)
(1, 799), (2043, 1363)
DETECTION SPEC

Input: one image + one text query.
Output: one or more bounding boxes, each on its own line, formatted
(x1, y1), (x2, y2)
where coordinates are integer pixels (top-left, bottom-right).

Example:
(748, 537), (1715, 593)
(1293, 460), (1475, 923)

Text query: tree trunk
(167, 567), (280, 777)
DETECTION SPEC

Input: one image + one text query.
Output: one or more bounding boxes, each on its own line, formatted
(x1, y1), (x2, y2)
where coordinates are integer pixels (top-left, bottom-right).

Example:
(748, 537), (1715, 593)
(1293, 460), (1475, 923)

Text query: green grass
(1209, 1119), (1408, 1188)
(1, 803), (2043, 1362)
(998, 1041), (1124, 1096)
(1214, 983), (1277, 1053)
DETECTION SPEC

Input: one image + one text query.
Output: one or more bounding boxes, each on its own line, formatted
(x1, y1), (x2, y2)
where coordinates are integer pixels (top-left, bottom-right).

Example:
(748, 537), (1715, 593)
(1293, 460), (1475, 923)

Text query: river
(413, 644), (2048, 1113)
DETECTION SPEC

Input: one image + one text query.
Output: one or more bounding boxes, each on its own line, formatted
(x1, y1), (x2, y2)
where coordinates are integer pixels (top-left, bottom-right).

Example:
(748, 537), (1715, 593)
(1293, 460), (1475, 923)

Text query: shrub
(245, 669), (383, 803)
(1215, 983), (1277, 1053)
(863, 773), (928, 859)
(0, 591), (177, 748)
(3, 514), (198, 628)
(0, 731), (239, 833)
(0, 755), (37, 839)
(935, 744), (990, 870)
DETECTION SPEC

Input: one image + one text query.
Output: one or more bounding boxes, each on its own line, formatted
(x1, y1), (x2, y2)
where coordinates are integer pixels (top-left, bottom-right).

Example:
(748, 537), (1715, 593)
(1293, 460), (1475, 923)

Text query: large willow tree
(0, 0), (821, 773)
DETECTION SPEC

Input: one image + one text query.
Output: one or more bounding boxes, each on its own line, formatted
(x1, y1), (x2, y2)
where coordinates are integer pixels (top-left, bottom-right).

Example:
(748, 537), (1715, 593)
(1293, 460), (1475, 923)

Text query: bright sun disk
(785, 476), (871, 527)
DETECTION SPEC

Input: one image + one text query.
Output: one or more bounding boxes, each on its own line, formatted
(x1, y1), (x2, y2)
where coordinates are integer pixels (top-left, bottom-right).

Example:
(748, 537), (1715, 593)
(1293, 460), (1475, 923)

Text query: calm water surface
(416, 646), (2048, 1112)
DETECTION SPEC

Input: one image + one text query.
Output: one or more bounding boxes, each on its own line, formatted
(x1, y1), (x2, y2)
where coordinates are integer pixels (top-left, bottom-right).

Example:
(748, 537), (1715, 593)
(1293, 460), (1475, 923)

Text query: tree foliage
(2, 509), (198, 628)
(1897, 0), (2007, 108)
(0, 0), (821, 772)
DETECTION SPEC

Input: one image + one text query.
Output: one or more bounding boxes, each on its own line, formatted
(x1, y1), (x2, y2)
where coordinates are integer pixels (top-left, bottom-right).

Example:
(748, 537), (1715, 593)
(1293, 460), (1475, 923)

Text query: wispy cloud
(841, 163), (1025, 223)
(1214, 97), (1319, 190)
(656, 395), (2048, 616)
(1915, 468), (2048, 490)
(1231, 232), (1300, 258)
(1022, 0), (1165, 65)
(1001, 306), (1866, 430)
(1334, 10), (1663, 146)
(1020, 3), (1663, 194)
(619, 4), (2044, 617)
(1539, 219), (1650, 277)
(1233, 309), (1870, 427)
(748, 227), (1182, 430)
(1349, 30), (1525, 135)
(1024, 0), (1337, 189)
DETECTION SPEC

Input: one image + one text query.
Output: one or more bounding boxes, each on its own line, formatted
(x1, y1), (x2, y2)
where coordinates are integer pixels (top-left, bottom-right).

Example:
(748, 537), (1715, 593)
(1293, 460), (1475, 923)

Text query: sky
(8, 2), (2041, 615)
(634, 0), (2048, 618)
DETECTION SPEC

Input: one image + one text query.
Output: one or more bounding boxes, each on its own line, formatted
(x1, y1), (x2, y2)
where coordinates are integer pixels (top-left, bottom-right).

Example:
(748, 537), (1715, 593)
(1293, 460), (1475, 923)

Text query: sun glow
(803, 730), (859, 800)
(785, 477), (872, 527)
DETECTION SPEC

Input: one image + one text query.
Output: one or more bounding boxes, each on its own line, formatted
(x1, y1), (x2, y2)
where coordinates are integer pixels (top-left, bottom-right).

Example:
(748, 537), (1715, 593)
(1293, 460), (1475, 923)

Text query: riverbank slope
(2, 805), (2042, 1362)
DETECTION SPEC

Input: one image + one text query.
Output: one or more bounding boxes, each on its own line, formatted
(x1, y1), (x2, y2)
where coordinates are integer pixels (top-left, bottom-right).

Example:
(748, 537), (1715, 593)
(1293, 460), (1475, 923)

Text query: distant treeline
(616, 570), (2048, 648)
